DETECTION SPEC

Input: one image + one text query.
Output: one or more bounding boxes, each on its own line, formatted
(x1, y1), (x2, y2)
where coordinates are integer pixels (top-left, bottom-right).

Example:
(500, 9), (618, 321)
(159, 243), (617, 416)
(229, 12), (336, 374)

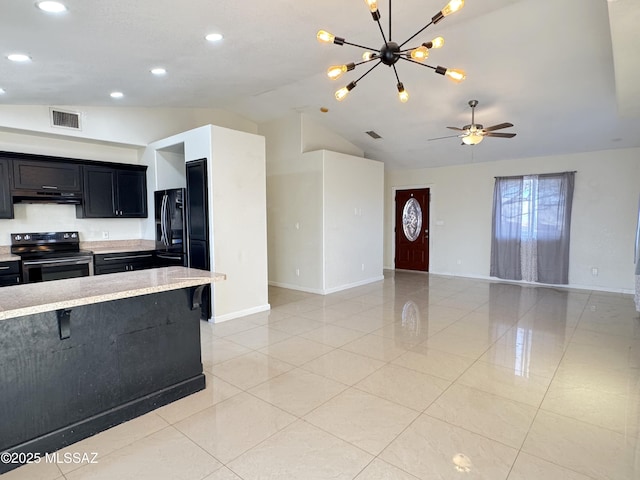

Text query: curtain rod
(494, 171), (577, 179)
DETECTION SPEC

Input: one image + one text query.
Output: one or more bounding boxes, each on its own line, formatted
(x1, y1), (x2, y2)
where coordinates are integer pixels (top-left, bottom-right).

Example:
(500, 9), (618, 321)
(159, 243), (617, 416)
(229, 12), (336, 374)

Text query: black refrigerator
(154, 188), (187, 266)
(186, 158), (211, 320)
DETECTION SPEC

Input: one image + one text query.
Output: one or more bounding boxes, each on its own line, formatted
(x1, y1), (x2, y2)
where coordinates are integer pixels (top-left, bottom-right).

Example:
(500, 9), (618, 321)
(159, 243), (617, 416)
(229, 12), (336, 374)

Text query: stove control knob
(63, 233), (70, 239)
(14, 235), (22, 241)
(71, 233), (77, 238)
(24, 234), (31, 240)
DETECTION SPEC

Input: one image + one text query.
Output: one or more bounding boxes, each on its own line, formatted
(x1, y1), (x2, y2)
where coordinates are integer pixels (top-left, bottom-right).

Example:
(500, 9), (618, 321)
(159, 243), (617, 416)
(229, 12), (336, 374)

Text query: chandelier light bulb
(335, 87), (350, 101)
(430, 36), (445, 49)
(410, 46), (429, 62)
(327, 65), (346, 80)
(364, 0), (378, 13)
(317, 30), (335, 43)
(441, 0), (465, 17)
(335, 81), (356, 101)
(445, 68), (466, 83)
(362, 51), (376, 61)
(397, 83), (409, 103)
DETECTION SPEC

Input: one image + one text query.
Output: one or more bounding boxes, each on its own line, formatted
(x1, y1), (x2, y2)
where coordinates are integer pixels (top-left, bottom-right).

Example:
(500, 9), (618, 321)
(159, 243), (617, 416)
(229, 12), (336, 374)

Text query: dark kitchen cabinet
(12, 159), (81, 193)
(0, 159), (13, 219)
(79, 165), (147, 218)
(94, 250), (156, 275)
(0, 260), (21, 287)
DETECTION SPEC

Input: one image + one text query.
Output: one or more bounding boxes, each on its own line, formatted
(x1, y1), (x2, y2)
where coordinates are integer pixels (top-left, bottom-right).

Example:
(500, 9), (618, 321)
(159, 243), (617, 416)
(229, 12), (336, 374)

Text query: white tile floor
(5, 271), (640, 479)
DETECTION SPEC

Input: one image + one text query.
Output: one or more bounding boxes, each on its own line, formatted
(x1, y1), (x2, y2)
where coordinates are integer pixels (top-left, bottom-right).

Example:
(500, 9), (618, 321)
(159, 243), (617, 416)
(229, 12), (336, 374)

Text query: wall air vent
(365, 130), (382, 139)
(50, 108), (82, 130)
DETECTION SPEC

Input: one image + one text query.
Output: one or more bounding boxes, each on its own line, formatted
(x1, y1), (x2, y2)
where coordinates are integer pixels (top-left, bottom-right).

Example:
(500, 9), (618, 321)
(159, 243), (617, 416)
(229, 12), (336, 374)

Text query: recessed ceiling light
(36, 1), (67, 13)
(151, 67), (167, 75)
(0, 88), (5, 95)
(205, 33), (223, 42)
(7, 54), (31, 62)
(110, 91), (124, 99)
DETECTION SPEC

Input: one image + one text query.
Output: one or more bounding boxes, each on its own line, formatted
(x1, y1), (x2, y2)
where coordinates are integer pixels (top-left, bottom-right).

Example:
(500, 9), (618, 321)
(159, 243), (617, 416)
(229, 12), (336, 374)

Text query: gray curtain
(490, 172), (575, 285)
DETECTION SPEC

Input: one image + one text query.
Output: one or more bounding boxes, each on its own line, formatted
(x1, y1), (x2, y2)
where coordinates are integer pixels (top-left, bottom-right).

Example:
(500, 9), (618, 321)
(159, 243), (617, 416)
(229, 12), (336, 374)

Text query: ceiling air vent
(366, 130), (382, 139)
(50, 108), (82, 130)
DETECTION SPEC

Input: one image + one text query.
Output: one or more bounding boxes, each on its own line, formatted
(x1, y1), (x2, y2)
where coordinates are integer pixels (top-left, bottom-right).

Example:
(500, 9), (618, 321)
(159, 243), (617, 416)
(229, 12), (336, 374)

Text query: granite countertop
(82, 239), (157, 255)
(0, 267), (225, 321)
(0, 246), (19, 262)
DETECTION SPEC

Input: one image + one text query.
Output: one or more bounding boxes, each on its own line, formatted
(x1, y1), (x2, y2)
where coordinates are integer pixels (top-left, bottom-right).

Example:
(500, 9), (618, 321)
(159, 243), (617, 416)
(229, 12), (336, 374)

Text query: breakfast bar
(0, 267), (225, 474)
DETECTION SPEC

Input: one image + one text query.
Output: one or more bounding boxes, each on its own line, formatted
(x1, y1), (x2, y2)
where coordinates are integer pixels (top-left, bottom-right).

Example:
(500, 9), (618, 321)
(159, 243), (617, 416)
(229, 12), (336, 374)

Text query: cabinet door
(116, 170), (147, 218)
(186, 159), (208, 242)
(12, 160), (81, 192)
(0, 159), (13, 219)
(82, 166), (116, 218)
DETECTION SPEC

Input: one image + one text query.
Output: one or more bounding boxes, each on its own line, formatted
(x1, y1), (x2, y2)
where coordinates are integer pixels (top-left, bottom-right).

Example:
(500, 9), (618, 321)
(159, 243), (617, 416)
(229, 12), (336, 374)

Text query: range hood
(12, 190), (82, 205)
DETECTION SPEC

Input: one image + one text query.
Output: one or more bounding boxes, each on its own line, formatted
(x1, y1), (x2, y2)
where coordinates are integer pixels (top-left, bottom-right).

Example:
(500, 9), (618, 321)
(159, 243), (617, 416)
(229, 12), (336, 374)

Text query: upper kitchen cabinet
(12, 158), (82, 193)
(0, 159), (13, 219)
(78, 164), (148, 218)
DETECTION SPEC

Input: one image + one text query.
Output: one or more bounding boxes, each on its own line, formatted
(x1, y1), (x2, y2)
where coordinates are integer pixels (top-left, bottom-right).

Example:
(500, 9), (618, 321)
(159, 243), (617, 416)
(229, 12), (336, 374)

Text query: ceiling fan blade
(485, 132), (517, 138)
(428, 134), (464, 141)
(446, 126), (466, 131)
(483, 122), (514, 132)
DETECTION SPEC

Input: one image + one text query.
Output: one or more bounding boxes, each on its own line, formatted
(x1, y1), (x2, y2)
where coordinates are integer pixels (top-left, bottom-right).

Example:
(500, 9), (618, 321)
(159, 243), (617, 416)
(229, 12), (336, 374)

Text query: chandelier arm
(399, 56), (437, 71)
(353, 60), (383, 84)
(375, 17), (388, 44)
(392, 64), (401, 84)
(399, 20), (435, 49)
(343, 40), (380, 52)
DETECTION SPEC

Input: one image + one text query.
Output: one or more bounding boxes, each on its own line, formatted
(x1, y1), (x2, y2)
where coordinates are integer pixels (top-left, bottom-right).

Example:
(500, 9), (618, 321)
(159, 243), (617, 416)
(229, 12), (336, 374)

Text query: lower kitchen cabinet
(94, 251), (156, 275)
(0, 260), (21, 287)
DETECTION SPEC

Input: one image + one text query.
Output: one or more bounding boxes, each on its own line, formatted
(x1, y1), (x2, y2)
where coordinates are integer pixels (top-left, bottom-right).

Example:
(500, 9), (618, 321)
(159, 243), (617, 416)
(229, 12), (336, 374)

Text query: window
(490, 172), (575, 284)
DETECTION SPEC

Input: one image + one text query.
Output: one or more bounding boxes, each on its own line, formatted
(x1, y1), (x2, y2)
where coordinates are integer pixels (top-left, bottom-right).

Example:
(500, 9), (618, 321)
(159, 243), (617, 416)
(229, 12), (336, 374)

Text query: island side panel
(0, 287), (204, 471)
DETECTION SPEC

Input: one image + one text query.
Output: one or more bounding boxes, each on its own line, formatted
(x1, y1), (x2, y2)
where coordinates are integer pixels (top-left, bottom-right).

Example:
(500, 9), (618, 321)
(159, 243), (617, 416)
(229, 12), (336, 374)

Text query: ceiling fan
(429, 100), (516, 145)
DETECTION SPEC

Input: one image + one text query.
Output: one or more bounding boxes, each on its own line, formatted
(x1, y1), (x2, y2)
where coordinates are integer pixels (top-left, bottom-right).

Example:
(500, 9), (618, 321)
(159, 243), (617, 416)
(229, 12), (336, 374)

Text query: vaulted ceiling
(1, 0), (638, 169)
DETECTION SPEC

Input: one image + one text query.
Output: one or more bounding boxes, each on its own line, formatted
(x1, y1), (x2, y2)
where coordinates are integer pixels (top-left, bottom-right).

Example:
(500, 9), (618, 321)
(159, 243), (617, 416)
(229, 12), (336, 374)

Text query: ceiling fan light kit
(318, 0), (467, 102)
(429, 99), (517, 145)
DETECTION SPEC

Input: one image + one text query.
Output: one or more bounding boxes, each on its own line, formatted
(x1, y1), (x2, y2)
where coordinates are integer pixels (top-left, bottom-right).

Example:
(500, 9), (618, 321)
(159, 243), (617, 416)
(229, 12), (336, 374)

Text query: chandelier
(318, 0), (467, 102)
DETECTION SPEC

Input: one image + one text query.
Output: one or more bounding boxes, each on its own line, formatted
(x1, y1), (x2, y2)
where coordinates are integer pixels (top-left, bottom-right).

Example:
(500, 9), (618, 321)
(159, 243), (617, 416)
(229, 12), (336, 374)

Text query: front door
(395, 188), (430, 271)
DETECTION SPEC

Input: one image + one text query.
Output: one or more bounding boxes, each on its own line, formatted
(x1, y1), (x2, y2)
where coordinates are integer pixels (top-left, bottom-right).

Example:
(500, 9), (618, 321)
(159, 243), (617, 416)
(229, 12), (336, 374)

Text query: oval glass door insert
(402, 198), (422, 242)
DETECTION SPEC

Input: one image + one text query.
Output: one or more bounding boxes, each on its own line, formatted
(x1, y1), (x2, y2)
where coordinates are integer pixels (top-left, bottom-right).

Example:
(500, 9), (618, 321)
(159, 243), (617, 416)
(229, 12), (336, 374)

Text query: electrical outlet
(102, 231), (109, 239)
(296, 268), (300, 277)
(591, 267), (598, 276)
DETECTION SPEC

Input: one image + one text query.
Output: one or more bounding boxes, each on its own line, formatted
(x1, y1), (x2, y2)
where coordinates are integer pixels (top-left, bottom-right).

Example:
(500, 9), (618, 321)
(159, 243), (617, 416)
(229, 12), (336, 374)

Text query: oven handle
(23, 257), (93, 266)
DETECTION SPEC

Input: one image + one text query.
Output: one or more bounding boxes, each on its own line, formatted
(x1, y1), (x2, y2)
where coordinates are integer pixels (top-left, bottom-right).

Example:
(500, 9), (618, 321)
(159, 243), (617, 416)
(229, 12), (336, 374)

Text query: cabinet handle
(103, 254), (152, 261)
(0, 266), (10, 270)
(41, 185), (59, 190)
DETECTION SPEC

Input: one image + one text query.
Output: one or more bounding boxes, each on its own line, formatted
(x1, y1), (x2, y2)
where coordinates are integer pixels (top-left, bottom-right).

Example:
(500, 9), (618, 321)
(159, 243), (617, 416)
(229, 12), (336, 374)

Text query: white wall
(323, 151), (385, 292)
(210, 125), (269, 320)
(260, 112), (383, 294)
(385, 147), (640, 292)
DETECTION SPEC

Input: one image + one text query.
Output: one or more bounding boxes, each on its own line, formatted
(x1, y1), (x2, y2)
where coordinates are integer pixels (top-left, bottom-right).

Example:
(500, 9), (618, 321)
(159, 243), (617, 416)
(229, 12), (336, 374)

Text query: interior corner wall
(260, 113), (378, 294)
(323, 151), (385, 293)
(385, 147), (640, 293)
(209, 125), (269, 321)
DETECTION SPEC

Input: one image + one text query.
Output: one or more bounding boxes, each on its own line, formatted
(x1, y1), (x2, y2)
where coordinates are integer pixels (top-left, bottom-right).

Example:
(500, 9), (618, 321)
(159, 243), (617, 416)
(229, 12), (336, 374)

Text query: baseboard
(269, 276), (385, 295)
(211, 303), (271, 323)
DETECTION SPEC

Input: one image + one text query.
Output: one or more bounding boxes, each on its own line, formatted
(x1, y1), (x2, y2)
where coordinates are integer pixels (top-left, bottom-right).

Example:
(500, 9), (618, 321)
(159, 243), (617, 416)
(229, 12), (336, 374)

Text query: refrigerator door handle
(160, 194), (169, 246)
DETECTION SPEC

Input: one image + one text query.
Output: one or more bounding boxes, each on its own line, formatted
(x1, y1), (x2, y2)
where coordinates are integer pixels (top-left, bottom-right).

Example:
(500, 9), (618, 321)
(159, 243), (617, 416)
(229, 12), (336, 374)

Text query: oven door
(22, 256), (94, 283)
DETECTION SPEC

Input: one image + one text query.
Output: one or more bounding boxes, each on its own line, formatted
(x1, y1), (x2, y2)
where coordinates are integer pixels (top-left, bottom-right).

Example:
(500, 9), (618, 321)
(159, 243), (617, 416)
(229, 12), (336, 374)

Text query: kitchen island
(0, 267), (225, 474)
